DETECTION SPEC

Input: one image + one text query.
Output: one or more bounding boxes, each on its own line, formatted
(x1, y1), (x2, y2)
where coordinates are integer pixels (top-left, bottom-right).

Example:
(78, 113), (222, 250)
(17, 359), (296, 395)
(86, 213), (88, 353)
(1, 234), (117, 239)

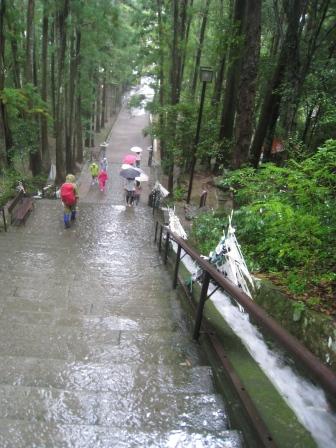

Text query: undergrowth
(190, 139), (336, 317)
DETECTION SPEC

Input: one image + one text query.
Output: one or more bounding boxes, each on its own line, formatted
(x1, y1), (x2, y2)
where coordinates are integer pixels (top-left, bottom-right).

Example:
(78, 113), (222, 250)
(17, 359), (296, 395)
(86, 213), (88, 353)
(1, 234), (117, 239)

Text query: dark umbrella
(119, 164), (143, 179)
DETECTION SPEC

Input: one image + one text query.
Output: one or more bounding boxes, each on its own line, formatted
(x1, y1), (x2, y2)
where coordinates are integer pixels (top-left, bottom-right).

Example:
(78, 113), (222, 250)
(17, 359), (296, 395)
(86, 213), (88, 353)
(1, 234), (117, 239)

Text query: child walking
(89, 162), (99, 185)
(134, 180), (142, 205)
(98, 169), (108, 192)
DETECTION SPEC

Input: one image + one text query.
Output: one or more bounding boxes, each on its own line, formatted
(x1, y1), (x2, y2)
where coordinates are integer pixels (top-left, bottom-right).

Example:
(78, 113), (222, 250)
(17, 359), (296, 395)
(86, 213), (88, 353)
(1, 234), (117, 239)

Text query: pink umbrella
(122, 154), (137, 165)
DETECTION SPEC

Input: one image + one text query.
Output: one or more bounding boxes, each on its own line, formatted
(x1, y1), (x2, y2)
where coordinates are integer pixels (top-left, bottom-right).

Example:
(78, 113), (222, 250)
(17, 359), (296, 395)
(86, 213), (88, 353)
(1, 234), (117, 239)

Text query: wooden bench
(7, 190), (34, 225)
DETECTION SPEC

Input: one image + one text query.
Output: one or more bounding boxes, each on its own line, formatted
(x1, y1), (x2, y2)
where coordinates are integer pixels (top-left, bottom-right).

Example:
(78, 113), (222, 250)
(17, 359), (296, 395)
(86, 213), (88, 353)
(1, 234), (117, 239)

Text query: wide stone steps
(0, 419), (243, 448)
(0, 200), (243, 446)
(0, 356), (215, 395)
(0, 384), (228, 431)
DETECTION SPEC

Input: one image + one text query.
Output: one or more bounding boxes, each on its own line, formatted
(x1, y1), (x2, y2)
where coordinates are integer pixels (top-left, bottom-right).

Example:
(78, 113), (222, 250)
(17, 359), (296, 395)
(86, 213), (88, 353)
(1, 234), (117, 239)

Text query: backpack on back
(60, 183), (76, 206)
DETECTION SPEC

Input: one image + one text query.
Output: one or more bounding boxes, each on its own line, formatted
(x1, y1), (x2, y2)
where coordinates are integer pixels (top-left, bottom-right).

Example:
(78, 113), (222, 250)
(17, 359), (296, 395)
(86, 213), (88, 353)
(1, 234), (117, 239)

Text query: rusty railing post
(193, 271), (210, 340)
(164, 230), (170, 264)
(154, 221), (158, 242)
(173, 244), (182, 289)
(158, 225), (163, 253)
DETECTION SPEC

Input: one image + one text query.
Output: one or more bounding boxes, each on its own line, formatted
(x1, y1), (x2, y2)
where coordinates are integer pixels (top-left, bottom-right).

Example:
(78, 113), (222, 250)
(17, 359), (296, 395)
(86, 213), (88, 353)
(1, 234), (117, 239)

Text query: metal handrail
(156, 222), (336, 398)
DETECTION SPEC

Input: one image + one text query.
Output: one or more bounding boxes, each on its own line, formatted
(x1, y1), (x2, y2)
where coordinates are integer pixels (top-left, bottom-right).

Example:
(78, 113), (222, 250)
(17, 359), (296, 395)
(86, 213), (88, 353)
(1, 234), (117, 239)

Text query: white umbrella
(130, 146), (143, 153)
(135, 172), (149, 182)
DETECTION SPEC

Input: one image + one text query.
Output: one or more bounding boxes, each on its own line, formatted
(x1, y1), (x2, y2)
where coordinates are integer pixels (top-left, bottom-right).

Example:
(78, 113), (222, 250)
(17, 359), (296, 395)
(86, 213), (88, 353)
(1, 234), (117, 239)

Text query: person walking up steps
(134, 180), (142, 205)
(90, 161), (99, 185)
(100, 157), (108, 171)
(98, 168), (108, 192)
(60, 174), (79, 229)
(124, 178), (135, 207)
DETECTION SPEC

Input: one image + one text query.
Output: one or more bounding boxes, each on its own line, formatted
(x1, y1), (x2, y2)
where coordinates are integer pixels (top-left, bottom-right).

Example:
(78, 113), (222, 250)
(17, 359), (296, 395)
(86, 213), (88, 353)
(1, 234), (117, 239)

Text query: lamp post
(186, 66), (213, 204)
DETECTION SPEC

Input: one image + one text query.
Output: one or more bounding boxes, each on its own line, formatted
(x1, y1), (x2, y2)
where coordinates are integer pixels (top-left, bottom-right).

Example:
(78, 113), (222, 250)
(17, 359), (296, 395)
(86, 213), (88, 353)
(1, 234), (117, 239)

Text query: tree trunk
(75, 94), (83, 164)
(96, 84), (101, 134)
(25, 0), (42, 175)
(250, 1), (305, 167)
(281, 0), (329, 136)
(90, 106), (95, 147)
(50, 18), (56, 135)
(0, 0), (7, 167)
(211, 52), (226, 112)
(6, 2), (21, 89)
(55, 0), (69, 183)
(157, 0), (165, 160)
(40, 4), (50, 171)
(74, 27), (83, 164)
(65, 31), (73, 173)
(211, 0), (231, 114)
(218, 0), (247, 144)
(180, 0), (193, 81)
(101, 74), (106, 129)
(190, 0), (211, 98)
(168, 0), (188, 192)
(232, 0), (261, 168)
(25, 0), (34, 84)
(33, 34), (38, 86)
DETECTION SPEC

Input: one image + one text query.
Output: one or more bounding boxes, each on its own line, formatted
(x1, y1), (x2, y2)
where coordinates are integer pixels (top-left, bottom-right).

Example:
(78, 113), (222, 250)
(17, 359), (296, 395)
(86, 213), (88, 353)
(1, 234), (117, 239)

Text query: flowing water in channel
(179, 252), (336, 448)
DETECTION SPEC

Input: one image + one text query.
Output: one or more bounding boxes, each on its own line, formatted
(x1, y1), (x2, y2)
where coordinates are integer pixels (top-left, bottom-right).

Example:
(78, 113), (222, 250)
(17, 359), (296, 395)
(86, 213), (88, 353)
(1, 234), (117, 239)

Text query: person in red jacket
(60, 174), (79, 228)
(98, 169), (108, 192)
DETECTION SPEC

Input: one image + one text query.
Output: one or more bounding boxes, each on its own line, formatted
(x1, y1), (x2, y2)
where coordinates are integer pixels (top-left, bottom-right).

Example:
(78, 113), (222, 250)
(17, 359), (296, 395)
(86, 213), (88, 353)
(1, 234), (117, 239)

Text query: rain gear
(98, 170), (108, 192)
(61, 174), (79, 228)
(90, 162), (99, 178)
(100, 158), (108, 171)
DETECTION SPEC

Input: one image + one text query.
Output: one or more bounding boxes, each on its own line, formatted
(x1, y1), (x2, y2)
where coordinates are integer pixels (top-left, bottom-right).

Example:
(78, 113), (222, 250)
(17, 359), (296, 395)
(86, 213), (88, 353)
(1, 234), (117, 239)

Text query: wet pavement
(0, 107), (242, 447)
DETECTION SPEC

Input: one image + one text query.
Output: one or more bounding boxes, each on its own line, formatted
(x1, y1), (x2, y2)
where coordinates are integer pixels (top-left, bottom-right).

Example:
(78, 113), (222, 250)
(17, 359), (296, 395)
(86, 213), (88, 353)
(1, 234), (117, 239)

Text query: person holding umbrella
(119, 164), (143, 207)
(130, 146), (143, 168)
(122, 154), (137, 165)
(124, 178), (135, 206)
(134, 172), (149, 205)
(134, 180), (141, 205)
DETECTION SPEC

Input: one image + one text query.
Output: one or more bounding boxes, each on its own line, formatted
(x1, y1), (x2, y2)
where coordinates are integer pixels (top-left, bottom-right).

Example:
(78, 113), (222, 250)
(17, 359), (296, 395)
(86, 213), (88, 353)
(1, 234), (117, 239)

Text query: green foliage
(173, 185), (186, 201)
(193, 140), (336, 296)
(0, 168), (48, 207)
(128, 94), (146, 109)
(0, 85), (48, 118)
(292, 301), (305, 322)
(190, 211), (228, 255)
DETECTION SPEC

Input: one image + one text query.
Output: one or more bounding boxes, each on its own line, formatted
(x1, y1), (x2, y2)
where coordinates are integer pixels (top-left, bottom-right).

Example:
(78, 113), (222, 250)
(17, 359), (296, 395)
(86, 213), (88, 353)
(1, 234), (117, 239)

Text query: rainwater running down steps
(0, 199), (243, 447)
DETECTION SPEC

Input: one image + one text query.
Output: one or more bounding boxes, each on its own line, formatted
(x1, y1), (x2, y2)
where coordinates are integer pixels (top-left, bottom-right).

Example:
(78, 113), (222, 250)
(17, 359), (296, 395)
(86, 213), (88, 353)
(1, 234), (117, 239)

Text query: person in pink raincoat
(98, 169), (108, 192)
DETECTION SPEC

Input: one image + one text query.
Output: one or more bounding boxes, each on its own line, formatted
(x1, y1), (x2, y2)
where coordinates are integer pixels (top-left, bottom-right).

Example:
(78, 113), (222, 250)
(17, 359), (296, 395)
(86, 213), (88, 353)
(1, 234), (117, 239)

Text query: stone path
(0, 106), (243, 447)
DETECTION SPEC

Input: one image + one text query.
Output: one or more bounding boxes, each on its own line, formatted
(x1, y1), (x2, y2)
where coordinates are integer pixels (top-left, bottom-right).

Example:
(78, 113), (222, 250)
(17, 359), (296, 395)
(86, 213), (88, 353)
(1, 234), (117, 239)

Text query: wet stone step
(0, 385), (229, 433)
(0, 256), (164, 277)
(0, 269), (76, 282)
(0, 311), (179, 332)
(0, 418), (243, 448)
(0, 238), (75, 251)
(1, 295), (176, 321)
(1, 297), (69, 315)
(0, 323), (203, 365)
(0, 356), (215, 395)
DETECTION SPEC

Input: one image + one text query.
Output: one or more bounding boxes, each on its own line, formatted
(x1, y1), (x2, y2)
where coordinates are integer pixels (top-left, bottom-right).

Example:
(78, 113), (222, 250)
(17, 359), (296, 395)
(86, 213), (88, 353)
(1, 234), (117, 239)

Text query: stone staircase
(0, 200), (243, 447)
